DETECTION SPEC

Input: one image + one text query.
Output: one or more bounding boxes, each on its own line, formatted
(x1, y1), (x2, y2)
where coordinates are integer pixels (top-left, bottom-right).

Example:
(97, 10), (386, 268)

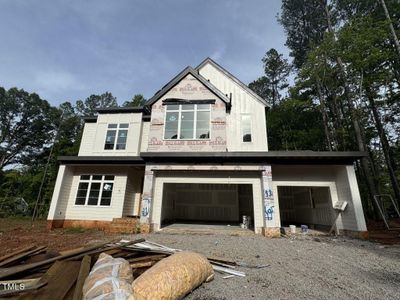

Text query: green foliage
(267, 99), (325, 151)
(0, 87), (58, 170)
(76, 92), (118, 116)
(122, 94), (147, 107)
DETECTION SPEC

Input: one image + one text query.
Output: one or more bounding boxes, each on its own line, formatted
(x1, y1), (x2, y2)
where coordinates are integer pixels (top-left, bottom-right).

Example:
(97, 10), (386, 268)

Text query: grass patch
(64, 226), (88, 234)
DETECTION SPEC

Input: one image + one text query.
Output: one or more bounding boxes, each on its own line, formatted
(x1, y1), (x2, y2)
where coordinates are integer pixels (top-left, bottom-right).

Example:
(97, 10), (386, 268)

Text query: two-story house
(47, 58), (368, 238)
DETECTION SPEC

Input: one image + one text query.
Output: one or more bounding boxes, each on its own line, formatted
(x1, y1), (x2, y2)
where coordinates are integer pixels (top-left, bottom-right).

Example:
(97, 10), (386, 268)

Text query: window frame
(74, 175), (115, 207)
(241, 114), (252, 143)
(163, 104), (211, 140)
(104, 123), (129, 150)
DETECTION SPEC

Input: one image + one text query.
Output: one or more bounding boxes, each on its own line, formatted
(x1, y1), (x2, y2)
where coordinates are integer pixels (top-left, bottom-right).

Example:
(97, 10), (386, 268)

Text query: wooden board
(0, 246), (46, 268)
(72, 256), (91, 300)
(0, 246), (36, 263)
(19, 260), (81, 300)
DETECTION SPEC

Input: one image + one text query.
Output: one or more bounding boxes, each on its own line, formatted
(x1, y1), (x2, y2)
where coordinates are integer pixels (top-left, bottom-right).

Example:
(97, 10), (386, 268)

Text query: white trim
(74, 175), (115, 207)
(151, 174), (264, 232)
(163, 104), (211, 140)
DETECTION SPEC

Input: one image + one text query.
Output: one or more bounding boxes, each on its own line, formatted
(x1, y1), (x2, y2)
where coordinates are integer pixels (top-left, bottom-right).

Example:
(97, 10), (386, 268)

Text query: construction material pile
(0, 239), (245, 299)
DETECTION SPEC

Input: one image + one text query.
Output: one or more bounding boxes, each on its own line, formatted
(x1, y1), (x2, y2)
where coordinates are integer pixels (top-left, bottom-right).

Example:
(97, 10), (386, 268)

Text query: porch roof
(140, 151), (367, 165)
(57, 156), (145, 165)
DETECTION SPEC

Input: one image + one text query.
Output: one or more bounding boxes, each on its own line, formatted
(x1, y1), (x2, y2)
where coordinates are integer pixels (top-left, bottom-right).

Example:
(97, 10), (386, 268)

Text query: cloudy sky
(0, 0), (288, 106)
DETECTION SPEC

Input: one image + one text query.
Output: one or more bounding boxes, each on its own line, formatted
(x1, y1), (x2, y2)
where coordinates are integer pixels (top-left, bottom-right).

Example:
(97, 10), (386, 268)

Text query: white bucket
(289, 225), (296, 234)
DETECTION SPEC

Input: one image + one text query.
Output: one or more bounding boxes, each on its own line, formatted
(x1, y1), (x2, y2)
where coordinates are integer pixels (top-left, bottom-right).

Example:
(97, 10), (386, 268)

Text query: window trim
(104, 123), (129, 150)
(163, 104), (211, 140)
(74, 175), (115, 207)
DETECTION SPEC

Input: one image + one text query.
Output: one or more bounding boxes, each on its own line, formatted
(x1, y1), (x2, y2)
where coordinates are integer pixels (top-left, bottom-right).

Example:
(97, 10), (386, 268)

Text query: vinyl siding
(122, 169), (143, 216)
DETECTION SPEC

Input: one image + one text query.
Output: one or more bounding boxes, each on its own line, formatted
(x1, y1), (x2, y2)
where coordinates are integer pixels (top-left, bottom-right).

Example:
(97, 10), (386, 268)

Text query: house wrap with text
(47, 58), (368, 237)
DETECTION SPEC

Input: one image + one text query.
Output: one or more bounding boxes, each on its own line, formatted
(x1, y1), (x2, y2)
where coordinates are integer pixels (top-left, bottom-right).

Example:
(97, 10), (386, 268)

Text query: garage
(277, 186), (334, 229)
(160, 183), (254, 227)
(150, 171), (265, 233)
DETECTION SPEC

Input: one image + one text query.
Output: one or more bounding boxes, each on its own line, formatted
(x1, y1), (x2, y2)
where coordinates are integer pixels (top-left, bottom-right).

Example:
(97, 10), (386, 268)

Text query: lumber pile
(0, 239), (245, 299)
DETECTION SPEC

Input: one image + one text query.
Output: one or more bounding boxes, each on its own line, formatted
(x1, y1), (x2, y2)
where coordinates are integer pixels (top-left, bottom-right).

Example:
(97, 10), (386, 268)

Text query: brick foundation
(47, 219), (111, 231)
(262, 227), (281, 238)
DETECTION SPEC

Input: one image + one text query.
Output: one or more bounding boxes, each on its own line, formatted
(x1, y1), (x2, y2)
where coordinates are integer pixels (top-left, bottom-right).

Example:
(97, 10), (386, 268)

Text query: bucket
(289, 225), (296, 234)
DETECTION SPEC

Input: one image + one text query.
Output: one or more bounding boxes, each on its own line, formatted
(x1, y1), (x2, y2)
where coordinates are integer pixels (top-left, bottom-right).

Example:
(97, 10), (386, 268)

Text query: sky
(0, 0), (289, 106)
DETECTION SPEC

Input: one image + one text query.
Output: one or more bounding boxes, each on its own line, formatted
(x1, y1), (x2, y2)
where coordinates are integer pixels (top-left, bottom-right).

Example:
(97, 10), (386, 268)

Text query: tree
(262, 49), (291, 106)
(122, 94), (147, 107)
(278, 0), (329, 69)
(248, 76), (272, 103)
(75, 92), (118, 116)
(0, 87), (58, 170)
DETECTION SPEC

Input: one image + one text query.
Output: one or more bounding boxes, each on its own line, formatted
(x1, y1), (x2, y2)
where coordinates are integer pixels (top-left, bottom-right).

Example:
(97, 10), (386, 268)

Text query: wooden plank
(0, 246), (36, 263)
(72, 256), (91, 300)
(19, 261), (81, 300)
(0, 246), (47, 268)
(130, 261), (156, 269)
(0, 241), (113, 280)
(127, 254), (166, 263)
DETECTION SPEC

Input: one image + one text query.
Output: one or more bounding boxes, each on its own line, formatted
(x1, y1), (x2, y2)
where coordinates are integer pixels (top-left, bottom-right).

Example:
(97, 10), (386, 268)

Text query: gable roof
(196, 57), (269, 107)
(145, 66), (230, 107)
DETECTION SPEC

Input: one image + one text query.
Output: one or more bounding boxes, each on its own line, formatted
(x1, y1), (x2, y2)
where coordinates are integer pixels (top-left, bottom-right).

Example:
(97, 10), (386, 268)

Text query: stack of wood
(0, 239), (245, 299)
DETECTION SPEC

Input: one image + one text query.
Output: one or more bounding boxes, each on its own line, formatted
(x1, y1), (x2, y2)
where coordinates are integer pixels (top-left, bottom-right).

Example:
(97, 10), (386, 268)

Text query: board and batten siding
(78, 112), (143, 156)
(198, 62), (268, 152)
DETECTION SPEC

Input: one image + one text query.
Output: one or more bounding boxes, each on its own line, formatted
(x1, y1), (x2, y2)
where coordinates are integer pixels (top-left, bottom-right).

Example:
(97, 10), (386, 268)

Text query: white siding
(78, 113), (143, 156)
(198, 63), (268, 151)
(140, 121), (150, 152)
(122, 169), (143, 216)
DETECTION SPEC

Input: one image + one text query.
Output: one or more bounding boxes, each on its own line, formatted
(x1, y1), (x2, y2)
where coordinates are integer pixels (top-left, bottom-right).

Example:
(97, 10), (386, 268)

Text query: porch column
(261, 165), (281, 237)
(139, 165), (154, 233)
(47, 165), (67, 229)
(345, 165), (367, 232)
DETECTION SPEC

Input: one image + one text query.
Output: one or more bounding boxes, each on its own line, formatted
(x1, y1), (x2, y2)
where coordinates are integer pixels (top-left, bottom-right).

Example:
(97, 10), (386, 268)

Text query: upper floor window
(104, 123), (129, 150)
(75, 175), (114, 206)
(241, 115), (252, 142)
(164, 104), (210, 140)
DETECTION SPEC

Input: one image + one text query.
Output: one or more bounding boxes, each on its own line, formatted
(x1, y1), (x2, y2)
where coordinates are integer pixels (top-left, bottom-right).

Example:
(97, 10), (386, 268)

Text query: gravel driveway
(132, 232), (400, 300)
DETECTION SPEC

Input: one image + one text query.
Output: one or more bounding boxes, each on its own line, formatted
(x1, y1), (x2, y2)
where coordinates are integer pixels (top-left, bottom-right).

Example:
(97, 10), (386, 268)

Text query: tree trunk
(365, 87), (400, 207)
(324, 4), (381, 218)
(379, 0), (400, 57)
(316, 79), (334, 150)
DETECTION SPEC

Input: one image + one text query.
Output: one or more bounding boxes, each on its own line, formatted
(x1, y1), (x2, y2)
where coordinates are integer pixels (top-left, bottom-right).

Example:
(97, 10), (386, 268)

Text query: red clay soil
(0, 218), (113, 255)
(367, 218), (400, 245)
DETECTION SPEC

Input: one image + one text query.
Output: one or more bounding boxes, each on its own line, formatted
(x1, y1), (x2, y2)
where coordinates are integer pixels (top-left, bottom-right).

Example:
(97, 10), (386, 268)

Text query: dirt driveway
(1, 219), (399, 299)
(133, 232), (400, 300)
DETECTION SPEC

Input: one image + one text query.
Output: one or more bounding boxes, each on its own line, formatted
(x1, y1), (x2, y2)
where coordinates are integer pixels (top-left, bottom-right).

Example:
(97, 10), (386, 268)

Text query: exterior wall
(140, 121), (150, 152)
(198, 63), (268, 151)
(147, 74), (227, 152)
(49, 166), (144, 223)
(78, 112), (143, 156)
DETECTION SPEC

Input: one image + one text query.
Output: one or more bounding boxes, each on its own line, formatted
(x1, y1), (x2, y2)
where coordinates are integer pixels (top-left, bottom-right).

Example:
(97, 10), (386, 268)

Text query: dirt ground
(1, 218), (400, 299)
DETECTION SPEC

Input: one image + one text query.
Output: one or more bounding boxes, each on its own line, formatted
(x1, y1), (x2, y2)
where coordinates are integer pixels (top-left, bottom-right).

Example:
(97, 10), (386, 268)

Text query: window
(164, 104), (210, 139)
(75, 175), (114, 206)
(241, 115), (252, 142)
(104, 123), (129, 150)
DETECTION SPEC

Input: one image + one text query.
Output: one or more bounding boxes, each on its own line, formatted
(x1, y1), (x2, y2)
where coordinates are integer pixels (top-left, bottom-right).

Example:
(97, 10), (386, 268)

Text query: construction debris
(0, 239), (247, 299)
